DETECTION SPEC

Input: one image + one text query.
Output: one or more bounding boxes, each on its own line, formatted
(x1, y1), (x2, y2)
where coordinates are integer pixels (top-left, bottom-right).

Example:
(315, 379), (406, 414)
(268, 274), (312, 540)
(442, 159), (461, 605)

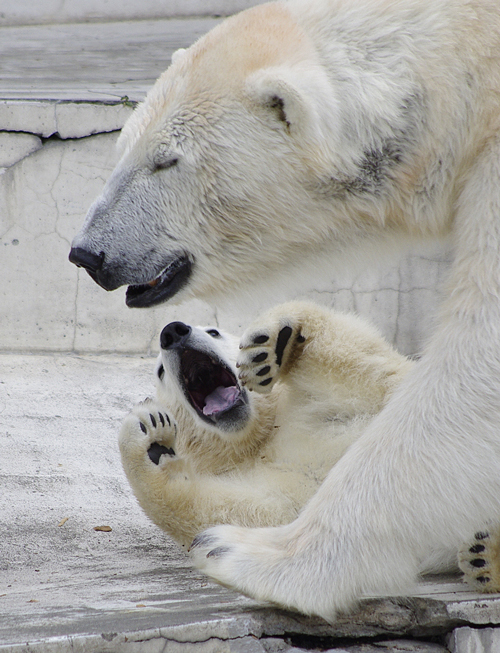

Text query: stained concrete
(0, 19), (221, 103)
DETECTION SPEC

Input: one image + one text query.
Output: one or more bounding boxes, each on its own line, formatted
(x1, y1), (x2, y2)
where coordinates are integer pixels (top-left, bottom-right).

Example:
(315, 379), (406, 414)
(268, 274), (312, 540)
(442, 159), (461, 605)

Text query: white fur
(72, 0), (500, 621)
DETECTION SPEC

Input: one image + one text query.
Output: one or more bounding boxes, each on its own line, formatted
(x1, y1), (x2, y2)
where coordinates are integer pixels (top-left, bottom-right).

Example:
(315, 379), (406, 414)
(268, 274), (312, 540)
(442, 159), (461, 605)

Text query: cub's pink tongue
(203, 386), (240, 416)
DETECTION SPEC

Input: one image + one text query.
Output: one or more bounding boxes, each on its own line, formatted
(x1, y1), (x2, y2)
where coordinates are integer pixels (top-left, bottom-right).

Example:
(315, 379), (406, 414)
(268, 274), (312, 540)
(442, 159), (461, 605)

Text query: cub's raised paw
(237, 317), (305, 393)
(458, 529), (500, 593)
(122, 399), (177, 465)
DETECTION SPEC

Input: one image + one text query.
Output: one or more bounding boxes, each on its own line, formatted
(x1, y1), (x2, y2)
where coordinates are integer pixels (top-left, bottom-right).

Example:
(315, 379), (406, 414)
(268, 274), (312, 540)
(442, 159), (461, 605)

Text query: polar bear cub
(119, 301), (412, 549)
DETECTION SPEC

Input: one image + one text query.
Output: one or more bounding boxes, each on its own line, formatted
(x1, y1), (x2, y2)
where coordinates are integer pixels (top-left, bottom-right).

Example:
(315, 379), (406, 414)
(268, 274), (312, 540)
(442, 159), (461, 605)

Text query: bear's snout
(161, 322), (192, 350)
(69, 247), (105, 274)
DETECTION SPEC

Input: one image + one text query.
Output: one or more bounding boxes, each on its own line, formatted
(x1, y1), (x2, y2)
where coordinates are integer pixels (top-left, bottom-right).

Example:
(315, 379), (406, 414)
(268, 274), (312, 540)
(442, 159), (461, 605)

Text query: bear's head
(70, 2), (417, 307)
(156, 321), (252, 435)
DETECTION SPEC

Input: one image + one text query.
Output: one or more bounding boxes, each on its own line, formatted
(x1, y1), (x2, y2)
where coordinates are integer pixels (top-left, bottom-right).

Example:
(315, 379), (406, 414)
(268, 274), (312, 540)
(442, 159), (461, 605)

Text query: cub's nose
(69, 247), (105, 273)
(160, 322), (192, 349)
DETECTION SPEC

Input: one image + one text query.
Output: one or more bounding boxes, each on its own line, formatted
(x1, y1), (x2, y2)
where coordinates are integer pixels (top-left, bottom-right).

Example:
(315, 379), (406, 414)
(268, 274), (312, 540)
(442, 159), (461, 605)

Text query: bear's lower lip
(126, 256), (192, 308)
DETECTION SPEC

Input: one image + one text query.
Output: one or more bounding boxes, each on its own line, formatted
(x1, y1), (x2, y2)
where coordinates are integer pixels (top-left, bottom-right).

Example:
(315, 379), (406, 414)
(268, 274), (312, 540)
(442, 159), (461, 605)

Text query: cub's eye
(153, 157), (178, 172)
(206, 329), (221, 338)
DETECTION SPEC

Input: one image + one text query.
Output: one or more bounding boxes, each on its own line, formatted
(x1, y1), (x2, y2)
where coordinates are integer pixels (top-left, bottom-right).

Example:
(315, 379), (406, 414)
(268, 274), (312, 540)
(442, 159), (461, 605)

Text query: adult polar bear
(69, 0), (500, 620)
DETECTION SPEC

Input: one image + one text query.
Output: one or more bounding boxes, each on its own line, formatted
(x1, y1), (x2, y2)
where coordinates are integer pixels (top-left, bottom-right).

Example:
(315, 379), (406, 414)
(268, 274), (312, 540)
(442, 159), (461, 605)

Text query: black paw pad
(150, 414), (157, 428)
(470, 558), (487, 568)
(256, 365), (271, 377)
(259, 377), (272, 387)
(252, 352), (268, 363)
(253, 334), (269, 345)
(275, 326), (292, 366)
(476, 576), (491, 584)
(469, 544), (486, 554)
(147, 442), (175, 465)
(140, 422), (147, 434)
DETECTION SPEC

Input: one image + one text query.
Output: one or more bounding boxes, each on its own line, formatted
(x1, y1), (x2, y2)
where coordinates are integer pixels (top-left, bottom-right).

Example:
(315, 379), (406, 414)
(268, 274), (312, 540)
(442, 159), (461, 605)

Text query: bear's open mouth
(126, 255), (192, 308)
(180, 349), (243, 423)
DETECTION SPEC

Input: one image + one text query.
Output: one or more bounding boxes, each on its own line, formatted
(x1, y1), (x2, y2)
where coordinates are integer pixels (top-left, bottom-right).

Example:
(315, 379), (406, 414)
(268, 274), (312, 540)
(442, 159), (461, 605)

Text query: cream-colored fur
(119, 301), (411, 549)
(72, 0), (500, 622)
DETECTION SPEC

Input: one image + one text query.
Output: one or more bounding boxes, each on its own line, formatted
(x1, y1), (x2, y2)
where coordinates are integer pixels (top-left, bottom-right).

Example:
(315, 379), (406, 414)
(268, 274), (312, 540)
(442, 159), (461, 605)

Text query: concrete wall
(0, 9), (451, 358)
(0, 0), (267, 26)
(0, 106), (451, 357)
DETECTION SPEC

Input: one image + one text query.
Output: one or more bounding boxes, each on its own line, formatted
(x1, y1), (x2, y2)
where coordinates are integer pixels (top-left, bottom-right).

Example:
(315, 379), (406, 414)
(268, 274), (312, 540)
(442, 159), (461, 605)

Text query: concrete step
(1, 0), (266, 28)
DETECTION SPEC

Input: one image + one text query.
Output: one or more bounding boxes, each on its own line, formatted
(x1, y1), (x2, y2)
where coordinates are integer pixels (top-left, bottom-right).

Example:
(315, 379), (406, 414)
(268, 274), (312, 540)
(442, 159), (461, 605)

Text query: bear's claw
(126, 399), (178, 462)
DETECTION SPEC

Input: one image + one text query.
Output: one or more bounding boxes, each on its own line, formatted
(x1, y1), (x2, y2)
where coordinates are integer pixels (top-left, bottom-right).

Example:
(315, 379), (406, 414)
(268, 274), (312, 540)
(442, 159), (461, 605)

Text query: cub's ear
(246, 64), (342, 170)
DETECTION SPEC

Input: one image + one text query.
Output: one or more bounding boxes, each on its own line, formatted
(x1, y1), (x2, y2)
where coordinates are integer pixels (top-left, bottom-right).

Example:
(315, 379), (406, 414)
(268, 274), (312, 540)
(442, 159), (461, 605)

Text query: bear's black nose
(161, 322), (192, 349)
(69, 247), (105, 273)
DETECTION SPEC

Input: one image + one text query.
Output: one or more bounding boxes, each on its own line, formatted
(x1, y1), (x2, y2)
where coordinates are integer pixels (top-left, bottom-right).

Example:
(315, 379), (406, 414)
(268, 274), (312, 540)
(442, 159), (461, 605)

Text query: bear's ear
(246, 65), (342, 170)
(171, 48), (187, 65)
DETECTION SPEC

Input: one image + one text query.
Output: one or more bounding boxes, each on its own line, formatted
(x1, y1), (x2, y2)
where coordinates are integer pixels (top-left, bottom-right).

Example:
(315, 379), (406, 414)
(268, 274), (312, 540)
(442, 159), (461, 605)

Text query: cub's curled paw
(237, 317), (305, 393)
(123, 399), (177, 464)
(458, 529), (500, 593)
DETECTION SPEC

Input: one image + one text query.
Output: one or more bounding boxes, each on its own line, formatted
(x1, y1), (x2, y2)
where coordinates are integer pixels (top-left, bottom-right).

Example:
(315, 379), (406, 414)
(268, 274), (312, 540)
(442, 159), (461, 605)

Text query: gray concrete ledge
(0, 100), (134, 139)
(0, 1), (266, 27)
(0, 18), (220, 105)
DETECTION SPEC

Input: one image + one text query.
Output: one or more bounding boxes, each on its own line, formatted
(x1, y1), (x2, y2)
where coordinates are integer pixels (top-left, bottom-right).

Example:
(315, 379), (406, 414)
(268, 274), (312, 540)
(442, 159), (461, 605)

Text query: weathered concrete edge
(3, 593), (500, 653)
(0, 0), (266, 28)
(0, 100), (134, 139)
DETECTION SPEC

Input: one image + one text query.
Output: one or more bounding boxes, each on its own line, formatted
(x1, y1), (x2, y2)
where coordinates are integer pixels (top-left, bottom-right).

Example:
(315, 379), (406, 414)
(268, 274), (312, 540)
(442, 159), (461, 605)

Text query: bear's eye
(206, 329), (221, 338)
(153, 157), (178, 172)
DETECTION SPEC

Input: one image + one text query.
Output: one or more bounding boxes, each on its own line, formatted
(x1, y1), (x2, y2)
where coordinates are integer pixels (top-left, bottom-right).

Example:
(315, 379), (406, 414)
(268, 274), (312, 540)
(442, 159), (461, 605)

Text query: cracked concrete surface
(0, 128), (452, 356)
